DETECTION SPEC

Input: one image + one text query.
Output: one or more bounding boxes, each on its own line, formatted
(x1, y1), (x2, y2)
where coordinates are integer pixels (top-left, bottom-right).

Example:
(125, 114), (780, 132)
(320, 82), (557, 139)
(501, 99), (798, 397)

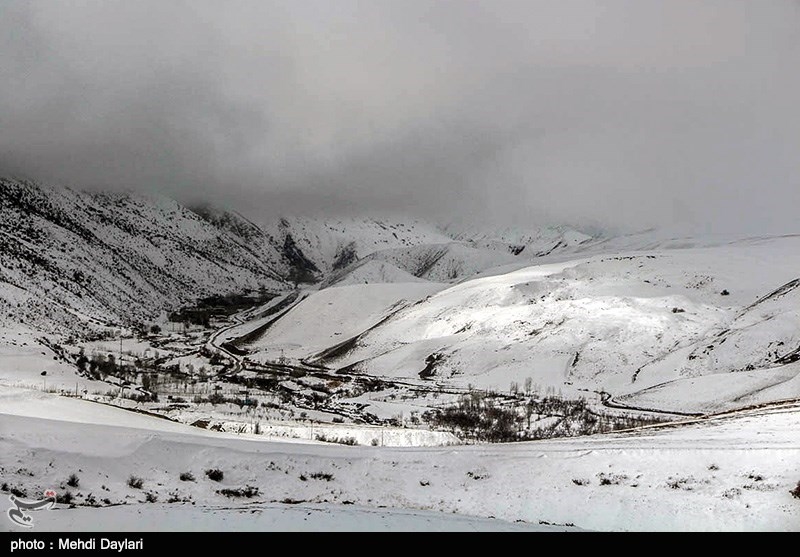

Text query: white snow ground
(14, 503), (569, 532)
(1, 386), (798, 531)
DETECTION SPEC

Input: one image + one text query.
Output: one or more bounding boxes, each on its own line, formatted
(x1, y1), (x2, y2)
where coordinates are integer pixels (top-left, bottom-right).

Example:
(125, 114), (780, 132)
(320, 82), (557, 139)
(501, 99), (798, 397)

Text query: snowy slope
(322, 260), (427, 287)
(680, 278), (800, 375)
(0, 326), (110, 396)
(230, 283), (444, 361)
(616, 363), (800, 414)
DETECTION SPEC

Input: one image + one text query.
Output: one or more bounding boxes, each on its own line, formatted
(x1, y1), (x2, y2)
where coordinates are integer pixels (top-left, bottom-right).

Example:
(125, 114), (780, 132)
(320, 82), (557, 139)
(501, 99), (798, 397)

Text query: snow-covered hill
(237, 235), (800, 413)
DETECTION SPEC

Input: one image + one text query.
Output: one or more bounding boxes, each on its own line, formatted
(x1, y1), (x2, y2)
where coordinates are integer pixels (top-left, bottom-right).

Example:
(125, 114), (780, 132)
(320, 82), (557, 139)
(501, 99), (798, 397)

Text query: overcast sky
(1, 1), (798, 232)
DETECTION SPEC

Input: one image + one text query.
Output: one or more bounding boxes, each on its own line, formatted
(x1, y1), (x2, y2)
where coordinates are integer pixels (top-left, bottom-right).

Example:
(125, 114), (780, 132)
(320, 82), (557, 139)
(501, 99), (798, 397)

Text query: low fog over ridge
(1, 0), (798, 233)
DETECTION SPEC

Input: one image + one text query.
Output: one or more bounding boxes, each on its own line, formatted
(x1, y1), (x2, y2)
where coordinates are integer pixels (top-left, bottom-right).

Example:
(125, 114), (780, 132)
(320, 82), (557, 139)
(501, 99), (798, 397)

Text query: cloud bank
(1, 1), (798, 232)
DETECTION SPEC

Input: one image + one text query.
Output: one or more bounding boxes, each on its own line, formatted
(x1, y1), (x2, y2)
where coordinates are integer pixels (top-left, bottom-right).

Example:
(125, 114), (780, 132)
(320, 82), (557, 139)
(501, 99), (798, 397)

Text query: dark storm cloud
(1, 1), (799, 232)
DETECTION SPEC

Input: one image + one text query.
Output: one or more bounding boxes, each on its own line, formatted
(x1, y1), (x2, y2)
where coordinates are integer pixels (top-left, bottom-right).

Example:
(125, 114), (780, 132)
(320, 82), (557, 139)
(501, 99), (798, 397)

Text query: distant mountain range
(0, 178), (594, 334)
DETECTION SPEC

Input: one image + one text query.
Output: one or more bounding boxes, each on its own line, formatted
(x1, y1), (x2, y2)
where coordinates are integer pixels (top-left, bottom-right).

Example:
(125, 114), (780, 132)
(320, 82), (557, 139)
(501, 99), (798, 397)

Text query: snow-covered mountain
(321, 243), (518, 286)
(261, 216), (453, 278)
(0, 179), (290, 334)
(233, 234), (800, 413)
(2, 178), (798, 532)
(261, 217), (596, 283)
(445, 222), (594, 256)
(0, 178), (597, 334)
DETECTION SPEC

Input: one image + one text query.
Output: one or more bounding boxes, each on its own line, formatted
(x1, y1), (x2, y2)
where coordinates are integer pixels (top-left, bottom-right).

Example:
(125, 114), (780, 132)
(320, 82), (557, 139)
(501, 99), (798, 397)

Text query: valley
(1, 179), (799, 531)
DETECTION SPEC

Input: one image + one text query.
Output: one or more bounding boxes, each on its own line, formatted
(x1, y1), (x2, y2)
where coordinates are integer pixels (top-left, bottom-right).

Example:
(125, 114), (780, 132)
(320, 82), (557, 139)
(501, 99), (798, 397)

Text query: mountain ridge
(0, 178), (595, 334)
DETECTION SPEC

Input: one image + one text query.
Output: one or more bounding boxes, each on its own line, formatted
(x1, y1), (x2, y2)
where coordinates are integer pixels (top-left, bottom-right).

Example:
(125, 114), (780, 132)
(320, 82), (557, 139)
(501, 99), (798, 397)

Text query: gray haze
(1, 1), (799, 233)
